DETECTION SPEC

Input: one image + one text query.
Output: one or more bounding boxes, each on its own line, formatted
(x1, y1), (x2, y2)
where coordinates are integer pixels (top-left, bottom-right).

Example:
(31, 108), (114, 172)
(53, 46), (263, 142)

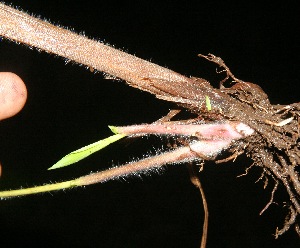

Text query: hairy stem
(0, 3), (234, 113)
(0, 142), (212, 198)
(0, 4), (188, 91)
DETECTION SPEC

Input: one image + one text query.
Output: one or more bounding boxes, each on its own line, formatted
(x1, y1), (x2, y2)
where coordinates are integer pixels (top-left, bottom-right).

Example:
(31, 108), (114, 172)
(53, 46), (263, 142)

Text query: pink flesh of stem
(112, 122), (254, 140)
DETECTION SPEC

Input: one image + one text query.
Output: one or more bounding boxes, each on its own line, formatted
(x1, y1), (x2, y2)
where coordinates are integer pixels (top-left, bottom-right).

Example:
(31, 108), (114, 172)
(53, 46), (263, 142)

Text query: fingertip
(0, 72), (27, 120)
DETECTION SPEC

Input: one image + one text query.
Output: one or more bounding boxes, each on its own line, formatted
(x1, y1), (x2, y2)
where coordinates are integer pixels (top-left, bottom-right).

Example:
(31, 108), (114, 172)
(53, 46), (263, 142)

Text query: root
(264, 117), (294, 127)
(295, 224), (300, 238)
(215, 150), (244, 164)
(260, 179), (279, 215)
(249, 147), (300, 236)
(187, 164), (209, 248)
(275, 206), (297, 238)
(237, 162), (255, 178)
(198, 53), (244, 87)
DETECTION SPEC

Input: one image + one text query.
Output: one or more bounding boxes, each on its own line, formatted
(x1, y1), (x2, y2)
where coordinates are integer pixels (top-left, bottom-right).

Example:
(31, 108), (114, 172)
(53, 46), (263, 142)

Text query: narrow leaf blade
(48, 134), (125, 170)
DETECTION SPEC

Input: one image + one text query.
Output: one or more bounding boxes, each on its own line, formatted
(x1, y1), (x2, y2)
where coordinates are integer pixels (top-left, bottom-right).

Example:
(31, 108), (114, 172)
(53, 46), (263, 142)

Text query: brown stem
(0, 3), (233, 113)
(0, 4), (188, 91)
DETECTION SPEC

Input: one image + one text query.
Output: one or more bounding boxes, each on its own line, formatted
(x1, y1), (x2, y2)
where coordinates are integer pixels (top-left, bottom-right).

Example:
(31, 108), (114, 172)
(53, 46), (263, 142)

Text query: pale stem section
(0, 4), (189, 90)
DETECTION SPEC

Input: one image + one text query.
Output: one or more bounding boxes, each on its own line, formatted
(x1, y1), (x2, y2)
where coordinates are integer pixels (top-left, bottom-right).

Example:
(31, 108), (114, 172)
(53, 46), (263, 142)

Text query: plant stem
(0, 3), (233, 113)
(0, 179), (80, 198)
(0, 146), (196, 198)
(0, 3), (189, 91)
(0, 137), (234, 198)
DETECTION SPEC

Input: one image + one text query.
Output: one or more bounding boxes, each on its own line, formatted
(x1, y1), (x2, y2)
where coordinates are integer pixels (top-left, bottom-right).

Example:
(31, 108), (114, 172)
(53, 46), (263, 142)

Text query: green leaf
(205, 95), (211, 111)
(108, 125), (119, 134)
(48, 133), (125, 170)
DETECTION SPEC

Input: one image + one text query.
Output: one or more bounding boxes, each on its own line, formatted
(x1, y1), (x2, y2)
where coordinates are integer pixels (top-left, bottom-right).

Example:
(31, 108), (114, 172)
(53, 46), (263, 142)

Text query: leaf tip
(108, 125), (119, 134)
(47, 162), (62, 170)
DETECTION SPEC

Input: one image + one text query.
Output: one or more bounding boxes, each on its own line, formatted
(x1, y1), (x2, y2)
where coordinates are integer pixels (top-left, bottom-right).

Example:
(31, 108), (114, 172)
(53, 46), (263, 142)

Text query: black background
(0, 1), (299, 247)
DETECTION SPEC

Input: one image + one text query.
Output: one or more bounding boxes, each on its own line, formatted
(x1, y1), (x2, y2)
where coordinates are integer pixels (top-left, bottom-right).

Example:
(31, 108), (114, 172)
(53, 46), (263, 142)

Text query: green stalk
(0, 179), (81, 198)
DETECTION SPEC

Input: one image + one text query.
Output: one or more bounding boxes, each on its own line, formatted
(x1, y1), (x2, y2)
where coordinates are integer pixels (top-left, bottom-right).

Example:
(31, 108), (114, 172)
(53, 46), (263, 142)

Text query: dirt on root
(192, 56), (300, 237)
